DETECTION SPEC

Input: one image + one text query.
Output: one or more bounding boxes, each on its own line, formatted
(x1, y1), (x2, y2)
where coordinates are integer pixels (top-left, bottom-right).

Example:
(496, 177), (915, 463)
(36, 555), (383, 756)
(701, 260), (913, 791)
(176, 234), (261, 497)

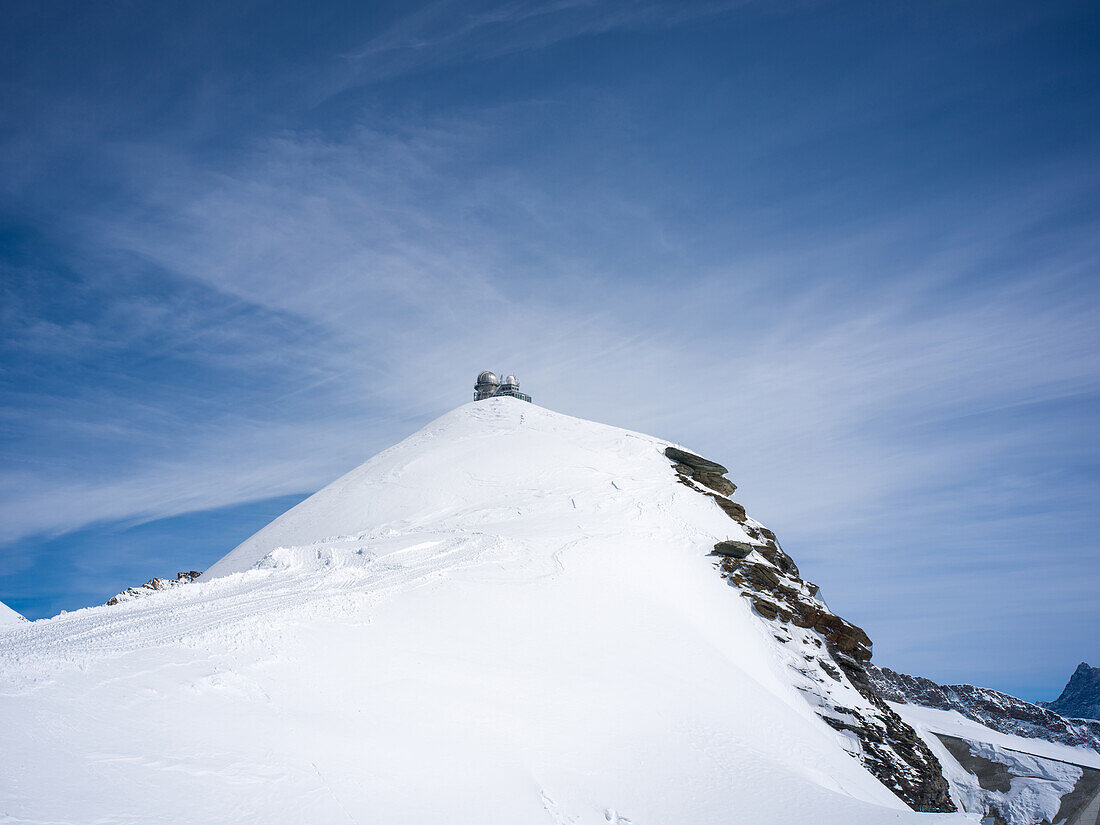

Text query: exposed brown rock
(664, 447), (728, 475)
(666, 448), (738, 496)
(752, 598), (779, 620)
(712, 540), (755, 559)
(694, 472), (736, 496)
(709, 494), (747, 522)
(756, 543), (799, 577)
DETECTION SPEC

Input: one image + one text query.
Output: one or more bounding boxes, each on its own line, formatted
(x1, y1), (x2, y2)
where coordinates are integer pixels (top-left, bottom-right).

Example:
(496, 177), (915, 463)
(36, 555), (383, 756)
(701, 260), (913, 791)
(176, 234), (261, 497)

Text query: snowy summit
(0, 399), (967, 823)
(0, 600), (24, 627)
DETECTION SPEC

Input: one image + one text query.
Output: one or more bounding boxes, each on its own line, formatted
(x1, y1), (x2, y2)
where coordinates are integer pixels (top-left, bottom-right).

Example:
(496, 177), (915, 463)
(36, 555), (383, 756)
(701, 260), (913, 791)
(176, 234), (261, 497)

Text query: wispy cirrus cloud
(18, 98), (1092, 542)
(335, 0), (756, 86)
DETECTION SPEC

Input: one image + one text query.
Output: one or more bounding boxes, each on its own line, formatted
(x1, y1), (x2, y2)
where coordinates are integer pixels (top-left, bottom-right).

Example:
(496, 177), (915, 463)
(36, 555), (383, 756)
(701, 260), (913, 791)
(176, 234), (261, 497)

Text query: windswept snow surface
(0, 600), (23, 627)
(1, 400), (966, 824)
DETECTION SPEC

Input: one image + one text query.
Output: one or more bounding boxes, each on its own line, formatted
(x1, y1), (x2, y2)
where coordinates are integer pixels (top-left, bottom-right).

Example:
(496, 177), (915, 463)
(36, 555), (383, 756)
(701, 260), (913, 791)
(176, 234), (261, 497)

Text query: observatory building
(474, 371), (532, 403)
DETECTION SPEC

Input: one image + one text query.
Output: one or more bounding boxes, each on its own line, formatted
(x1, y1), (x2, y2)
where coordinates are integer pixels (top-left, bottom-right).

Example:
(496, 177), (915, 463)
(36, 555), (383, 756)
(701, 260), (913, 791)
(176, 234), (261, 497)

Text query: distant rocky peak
(1043, 662), (1100, 722)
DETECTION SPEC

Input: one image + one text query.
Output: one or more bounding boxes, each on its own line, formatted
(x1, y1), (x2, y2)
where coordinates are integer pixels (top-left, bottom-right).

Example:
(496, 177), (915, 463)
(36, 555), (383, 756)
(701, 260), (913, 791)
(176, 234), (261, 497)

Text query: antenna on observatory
(474, 371), (531, 402)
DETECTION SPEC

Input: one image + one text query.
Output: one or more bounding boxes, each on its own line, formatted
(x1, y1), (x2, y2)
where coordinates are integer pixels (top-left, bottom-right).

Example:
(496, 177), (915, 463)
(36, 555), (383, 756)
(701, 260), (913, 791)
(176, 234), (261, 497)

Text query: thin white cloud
(11, 108), (1090, 552)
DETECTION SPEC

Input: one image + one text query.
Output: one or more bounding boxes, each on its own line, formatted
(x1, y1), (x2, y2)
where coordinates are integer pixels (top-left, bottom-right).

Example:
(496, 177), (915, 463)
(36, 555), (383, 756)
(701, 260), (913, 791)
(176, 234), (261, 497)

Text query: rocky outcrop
(664, 447), (728, 476)
(106, 571), (203, 606)
(1043, 663), (1100, 722)
(664, 445), (955, 813)
(712, 540), (754, 559)
(665, 447), (737, 497)
(868, 664), (1100, 753)
(668, 455), (746, 521)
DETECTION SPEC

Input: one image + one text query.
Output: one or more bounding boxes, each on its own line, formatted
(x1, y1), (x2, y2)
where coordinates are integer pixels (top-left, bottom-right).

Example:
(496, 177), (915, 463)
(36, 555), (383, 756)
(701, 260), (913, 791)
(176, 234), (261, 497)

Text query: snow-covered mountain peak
(203, 397), (737, 580)
(0, 399), (962, 823)
(0, 599), (24, 627)
(1044, 662), (1100, 721)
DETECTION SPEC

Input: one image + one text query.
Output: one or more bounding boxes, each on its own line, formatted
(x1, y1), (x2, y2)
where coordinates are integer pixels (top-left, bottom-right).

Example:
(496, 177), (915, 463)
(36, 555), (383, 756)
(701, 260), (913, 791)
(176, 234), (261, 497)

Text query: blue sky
(1, 0), (1098, 700)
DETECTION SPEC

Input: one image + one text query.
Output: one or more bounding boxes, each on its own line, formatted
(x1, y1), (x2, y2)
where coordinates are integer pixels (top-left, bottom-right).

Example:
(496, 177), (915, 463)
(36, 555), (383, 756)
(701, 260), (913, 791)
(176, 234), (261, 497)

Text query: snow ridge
(1044, 663), (1100, 722)
(869, 664), (1100, 752)
(0, 599), (25, 627)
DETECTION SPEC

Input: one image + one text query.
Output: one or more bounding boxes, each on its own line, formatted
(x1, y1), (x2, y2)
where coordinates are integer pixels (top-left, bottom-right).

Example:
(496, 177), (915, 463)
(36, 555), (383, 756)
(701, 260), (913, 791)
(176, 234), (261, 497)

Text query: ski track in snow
(0, 532), (503, 692)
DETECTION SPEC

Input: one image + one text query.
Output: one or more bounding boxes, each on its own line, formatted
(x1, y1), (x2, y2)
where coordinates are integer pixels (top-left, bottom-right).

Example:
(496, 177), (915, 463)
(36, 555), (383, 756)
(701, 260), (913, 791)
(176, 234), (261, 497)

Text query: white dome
(502, 375), (518, 387)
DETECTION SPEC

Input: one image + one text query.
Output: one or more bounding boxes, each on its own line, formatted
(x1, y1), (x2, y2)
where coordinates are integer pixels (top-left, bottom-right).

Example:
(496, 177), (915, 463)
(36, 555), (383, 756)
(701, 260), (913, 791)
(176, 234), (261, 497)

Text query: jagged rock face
(106, 571), (203, 606)
(1043, 663), (1100, 722)
(670, 462), (747, 520)
(663, 447), (956, 813)
(868, 664), (1100, 752)
(666, 448), (738, 498)
(712, 540), (754, 559)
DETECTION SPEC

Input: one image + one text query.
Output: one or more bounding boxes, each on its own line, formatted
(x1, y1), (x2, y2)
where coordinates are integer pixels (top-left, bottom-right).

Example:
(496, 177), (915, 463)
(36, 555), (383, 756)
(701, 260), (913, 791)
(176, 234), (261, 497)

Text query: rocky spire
(1044, 662), (1100, 721)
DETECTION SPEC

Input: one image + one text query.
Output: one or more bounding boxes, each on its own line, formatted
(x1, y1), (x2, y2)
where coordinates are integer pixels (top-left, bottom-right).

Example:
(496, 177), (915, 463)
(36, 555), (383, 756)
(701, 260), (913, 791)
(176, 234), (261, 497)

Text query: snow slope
(0, 600), (23, 627)
(0, 399), (967, 824)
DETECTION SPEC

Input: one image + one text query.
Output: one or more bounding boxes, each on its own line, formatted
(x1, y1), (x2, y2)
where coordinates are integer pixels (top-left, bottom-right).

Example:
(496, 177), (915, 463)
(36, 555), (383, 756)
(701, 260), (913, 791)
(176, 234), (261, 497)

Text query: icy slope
(0, 600), (23, 627)
(1, 399), (965, 824)
(894, 703), (1100, 825)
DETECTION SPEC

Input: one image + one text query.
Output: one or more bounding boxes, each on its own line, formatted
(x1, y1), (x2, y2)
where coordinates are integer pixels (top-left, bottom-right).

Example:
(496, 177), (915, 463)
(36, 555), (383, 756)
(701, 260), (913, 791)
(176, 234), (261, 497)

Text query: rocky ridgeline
(106, 571), (203, 606)
(1042, 663), (1100, 722)
(665, 446), (955, 813)
(868, 664), (1100, 753)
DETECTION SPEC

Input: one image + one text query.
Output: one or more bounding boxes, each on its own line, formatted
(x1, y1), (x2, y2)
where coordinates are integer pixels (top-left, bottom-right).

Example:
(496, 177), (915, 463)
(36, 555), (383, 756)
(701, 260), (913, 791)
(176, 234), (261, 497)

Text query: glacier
(894, 702), (1100, 825)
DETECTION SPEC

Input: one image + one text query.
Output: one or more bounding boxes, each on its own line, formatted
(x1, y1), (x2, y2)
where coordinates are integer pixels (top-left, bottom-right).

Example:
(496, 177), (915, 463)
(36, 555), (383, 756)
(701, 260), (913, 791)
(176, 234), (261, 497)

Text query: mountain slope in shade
(1, 399), (963, 824)
(0, 600), (24, 626)
(1045, 664), (1100, 722)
